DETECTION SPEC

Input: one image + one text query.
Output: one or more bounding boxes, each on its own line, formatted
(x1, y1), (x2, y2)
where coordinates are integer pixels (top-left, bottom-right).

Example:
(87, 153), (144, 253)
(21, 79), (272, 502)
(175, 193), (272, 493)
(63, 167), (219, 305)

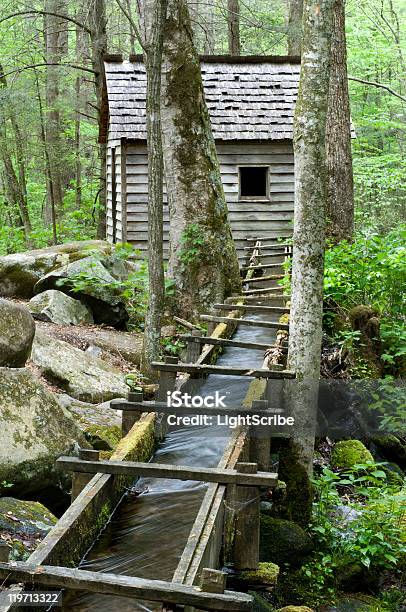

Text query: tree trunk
(138, 0), (168, 378)
(279, 0), (334, 527)
(325, 0), (354, 243)
(287, 0), (303, 55)
(44, 0), (67, 225)
(88, 0), (108, 240)
(0, 64), (32, 245)
(161, 0), (241, 318)
(228, 0), (240, 55)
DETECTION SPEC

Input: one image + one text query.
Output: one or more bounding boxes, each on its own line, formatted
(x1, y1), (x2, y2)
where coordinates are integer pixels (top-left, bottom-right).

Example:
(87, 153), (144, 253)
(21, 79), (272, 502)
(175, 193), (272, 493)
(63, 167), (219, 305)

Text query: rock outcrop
(34, 256), (128, 328)
(0, 497), (57, 560)
(28, 290), (94, 326)
(31, 331), (130, 403)
(0, 299), (35, 367)
(0, 241), (111, 298)
(0, 367), (88, 495)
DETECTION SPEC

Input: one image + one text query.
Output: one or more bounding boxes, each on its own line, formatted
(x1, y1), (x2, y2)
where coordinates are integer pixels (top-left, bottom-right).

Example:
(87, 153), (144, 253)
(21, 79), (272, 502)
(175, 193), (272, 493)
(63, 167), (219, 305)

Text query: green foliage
(297, 464), (406, 605)
(179, 223), (208, 267)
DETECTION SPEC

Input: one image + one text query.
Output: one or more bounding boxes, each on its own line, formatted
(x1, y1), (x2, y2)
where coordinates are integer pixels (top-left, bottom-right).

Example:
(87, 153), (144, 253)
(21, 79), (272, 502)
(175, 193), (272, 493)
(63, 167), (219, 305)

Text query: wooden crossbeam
(110, 399), (283, 419)
(178, 334), (287, 351)
(225, 294), (290, 302)
(200, 314), (289, 330)
(150, 362), (294, 378)
(240, 262), (285, 271)
(238, 252), (287, 260)
(57, 457), (278, 487)
(242, 287), (284, 295)
(243, 244), (290, 250)
(0, 563), (252, 611)
(244, 274), (284, 283)
(213, 304), (289, 314)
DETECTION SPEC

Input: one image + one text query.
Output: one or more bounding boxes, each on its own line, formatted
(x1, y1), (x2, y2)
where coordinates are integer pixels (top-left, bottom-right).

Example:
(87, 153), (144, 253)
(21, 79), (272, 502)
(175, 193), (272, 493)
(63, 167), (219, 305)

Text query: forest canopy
(0, 0), (404, 253)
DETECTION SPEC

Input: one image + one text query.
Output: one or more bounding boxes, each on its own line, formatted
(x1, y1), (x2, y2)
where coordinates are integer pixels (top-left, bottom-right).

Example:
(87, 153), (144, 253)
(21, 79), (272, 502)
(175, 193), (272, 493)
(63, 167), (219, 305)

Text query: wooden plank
(242, 286), (285, 295)
(110, 400), (286, 419)
(178, 335), (287, 351)
(57, 457), (278, 487)
(200, 315), (289, 330)
(0, 563), (252, 612)
(150, 362), (294, 378)
(213, 304), (289, 314)
(243, 243), (290, 250)
(244, 274), (284, 283)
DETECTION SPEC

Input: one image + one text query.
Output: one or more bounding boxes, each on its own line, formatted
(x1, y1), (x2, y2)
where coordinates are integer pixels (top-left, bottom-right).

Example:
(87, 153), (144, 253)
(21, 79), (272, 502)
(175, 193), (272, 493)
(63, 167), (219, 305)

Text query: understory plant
(297, 464), (406, 606)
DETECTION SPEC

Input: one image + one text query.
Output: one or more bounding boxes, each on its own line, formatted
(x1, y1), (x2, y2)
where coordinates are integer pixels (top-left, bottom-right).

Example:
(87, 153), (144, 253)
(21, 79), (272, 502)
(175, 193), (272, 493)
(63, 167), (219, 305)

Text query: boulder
(35, 323), (142, 366)
(31, 331), (130, 403)
(0, 299), (35, 367)
(28, 290), (94, 326)
(0, 367), (88, 495)
(58, 394), (122, 451)
(331, 440), (374, 470)
(259, 516), (313, 565)
(371, 434), (406, 470)
(0, 497), (57, 560)
(0, 241), (111, 298)
(34, 256), (128, 328)
(276, 607), (314, 612)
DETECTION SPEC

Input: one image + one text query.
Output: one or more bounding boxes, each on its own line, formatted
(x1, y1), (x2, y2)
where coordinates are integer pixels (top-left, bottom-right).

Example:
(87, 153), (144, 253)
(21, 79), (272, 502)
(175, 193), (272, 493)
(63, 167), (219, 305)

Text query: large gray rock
(0, 299), (35, 367)
(259, 516), (313, 565)
(58, 395), (122, 451)
(31, 331), (130, 403)
(34, 256), (128, 328)
(0, 367), (88, 495)
(0, 241), (111, 298)
(28, 290), (94, 326)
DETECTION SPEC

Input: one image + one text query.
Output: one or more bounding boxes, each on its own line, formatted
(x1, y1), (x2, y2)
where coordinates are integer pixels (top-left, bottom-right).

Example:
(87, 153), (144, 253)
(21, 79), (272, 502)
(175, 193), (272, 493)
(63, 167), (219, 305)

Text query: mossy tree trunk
(280, 0), (334, 527)
(287, 0), (303, 56)
(326, 0), (354, 243)
(138, 0), (168, 379)
(160, 0), (241, 319)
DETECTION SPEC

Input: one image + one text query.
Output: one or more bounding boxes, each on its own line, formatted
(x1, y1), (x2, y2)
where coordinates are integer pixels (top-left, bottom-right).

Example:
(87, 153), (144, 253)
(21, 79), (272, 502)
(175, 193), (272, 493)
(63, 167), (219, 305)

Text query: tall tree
(325, 0), (354, 243)
(136, 0), (167, 377)
(89, 0), (108, 240)
(279, 0), (334, 526)
(44, 0), (67, 231)
(160, 0), (241, 318)
(287, 0), (303, 55)
(228, 0), (240, 55)
(0, 64), (32, 245)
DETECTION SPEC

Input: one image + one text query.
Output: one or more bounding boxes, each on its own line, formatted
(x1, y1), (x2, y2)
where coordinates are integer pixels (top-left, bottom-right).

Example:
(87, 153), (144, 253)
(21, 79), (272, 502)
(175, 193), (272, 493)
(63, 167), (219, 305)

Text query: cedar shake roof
(103, 55), (301, 142)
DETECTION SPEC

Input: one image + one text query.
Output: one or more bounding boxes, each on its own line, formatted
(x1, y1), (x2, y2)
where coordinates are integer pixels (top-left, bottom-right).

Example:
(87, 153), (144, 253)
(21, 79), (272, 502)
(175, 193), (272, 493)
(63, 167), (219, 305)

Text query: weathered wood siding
(106, 139), (127, 243)
(108, 140), (294, 258)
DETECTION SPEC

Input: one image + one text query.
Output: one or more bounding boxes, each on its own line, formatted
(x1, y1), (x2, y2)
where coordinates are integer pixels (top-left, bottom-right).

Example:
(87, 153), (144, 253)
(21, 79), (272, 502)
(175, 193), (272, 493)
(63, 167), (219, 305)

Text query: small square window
(239, 166), (269, 200)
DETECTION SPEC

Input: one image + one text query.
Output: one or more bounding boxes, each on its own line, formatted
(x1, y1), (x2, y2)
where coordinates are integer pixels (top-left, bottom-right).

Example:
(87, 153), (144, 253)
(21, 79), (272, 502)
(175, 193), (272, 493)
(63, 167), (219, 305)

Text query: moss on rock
(84, 424), (121, 451)
(240, 562), (279, 586)
(276, 607), (314, 612)
(260, 516), (313, 565)
(331, 440), (373, 470)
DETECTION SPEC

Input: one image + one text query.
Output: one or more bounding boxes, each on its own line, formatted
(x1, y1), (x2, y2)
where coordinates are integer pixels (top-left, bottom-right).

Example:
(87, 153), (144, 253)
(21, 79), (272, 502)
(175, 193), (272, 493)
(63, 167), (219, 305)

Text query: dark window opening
(239, 166), (269, 199)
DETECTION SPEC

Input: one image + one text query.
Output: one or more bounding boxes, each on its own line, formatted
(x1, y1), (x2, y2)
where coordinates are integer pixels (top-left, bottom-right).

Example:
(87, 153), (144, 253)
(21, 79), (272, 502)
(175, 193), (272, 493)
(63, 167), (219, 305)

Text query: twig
(349, 76), (406, 103)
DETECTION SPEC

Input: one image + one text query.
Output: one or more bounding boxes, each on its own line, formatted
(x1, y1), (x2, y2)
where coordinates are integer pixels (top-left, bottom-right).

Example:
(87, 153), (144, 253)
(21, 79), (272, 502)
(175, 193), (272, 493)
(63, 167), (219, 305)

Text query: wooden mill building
(102, 55), (300, 259)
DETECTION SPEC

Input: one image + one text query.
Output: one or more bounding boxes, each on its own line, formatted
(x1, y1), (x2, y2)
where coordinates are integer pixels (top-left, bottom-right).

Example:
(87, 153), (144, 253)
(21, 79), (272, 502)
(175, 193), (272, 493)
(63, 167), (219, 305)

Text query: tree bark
(160, 0), (241, 318)
(0, 64), (32, 245)
(227, 0), (240, 55)
(287, 0), (303, 55)
(325, 0), (354, 243)
(44, 0), (67, 226)
(88, 0), (108, 240)
(137, 0), (168, 378)
(279, 0), (334, 527)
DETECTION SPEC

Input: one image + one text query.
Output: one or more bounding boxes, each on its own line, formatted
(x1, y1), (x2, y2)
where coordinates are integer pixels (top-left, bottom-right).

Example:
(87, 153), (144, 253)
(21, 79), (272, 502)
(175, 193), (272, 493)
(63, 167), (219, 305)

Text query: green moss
(85, 424), (121, 451)
(277, 444), (314, 526)
(331, 440), (374, 470)
(260, 516), (313, 565)
(240, 562), (280, 586)
(276, 607), (314, 612)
